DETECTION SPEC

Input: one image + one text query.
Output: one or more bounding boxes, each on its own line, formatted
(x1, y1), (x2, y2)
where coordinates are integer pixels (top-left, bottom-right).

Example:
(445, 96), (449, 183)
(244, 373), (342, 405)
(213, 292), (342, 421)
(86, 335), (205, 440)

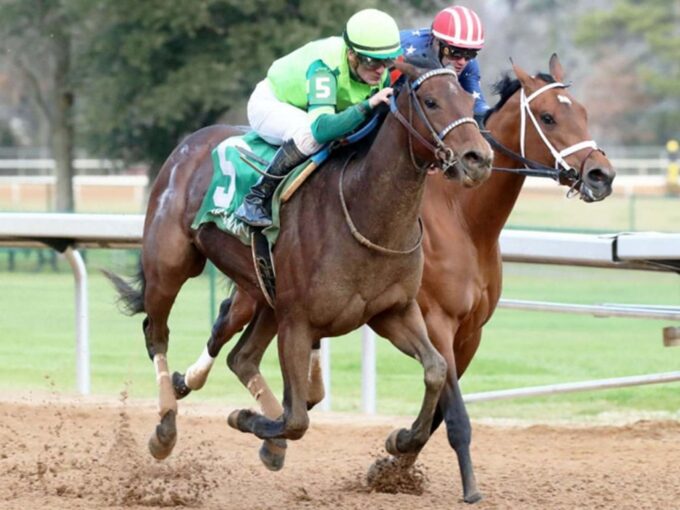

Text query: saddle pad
(191, 115), (381, 246)
(191, 131), (309, 246)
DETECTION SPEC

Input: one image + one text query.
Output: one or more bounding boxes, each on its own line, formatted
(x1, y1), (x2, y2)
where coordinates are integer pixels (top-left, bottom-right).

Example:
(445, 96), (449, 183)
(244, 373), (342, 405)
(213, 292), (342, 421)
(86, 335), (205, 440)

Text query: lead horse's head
(391, 60), (493, 187)
(506, 54), (615, 202)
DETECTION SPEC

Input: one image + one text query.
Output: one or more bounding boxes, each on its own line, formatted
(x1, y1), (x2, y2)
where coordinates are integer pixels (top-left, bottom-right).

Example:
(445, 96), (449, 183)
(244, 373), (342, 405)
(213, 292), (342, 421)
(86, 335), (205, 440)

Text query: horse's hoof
(227, 410), (241, 430)
(172, 371), (192, 399)
(463, 491), (483, 504)
(148, 410), (177, 460)
(385, 428), (406, 455)
(259, 439), (287, 471)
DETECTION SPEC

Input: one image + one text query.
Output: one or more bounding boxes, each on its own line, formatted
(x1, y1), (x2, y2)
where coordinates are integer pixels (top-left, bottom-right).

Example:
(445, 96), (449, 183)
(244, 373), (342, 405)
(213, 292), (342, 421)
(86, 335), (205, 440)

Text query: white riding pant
(247, 79), (322, 156)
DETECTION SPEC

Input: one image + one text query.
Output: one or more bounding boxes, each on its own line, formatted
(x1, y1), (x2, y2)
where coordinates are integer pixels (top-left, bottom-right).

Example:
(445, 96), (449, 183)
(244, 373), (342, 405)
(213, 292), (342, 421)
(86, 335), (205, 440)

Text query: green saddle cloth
(191, 131), (308, 246)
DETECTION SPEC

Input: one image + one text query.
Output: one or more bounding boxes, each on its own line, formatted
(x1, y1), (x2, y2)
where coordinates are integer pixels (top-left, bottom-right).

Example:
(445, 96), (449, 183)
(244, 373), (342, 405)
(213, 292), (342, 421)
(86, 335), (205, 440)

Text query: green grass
(507, 193), (680, 233)
(1, 255), (678, 422)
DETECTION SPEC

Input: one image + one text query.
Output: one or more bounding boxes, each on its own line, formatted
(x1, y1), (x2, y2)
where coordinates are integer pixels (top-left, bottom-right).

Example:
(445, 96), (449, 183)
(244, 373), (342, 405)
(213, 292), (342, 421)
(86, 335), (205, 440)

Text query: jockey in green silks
(235, 8), (403, 228)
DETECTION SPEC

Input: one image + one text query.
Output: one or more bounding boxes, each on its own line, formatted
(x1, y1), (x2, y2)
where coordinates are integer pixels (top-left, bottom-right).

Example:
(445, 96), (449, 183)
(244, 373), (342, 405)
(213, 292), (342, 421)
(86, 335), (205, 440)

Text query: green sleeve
(310, 101), (371, 144)
(307, 60), (337, 109)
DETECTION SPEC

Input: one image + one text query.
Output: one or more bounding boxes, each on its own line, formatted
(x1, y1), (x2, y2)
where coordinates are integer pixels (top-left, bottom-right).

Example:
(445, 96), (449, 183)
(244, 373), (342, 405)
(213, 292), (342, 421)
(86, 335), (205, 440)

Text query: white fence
(1, 213), (678, 409)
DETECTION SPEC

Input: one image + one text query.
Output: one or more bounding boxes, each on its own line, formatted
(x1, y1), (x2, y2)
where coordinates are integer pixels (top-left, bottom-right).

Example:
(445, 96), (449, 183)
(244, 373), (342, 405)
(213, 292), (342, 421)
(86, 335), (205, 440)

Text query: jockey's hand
(369, 87), (394, 109)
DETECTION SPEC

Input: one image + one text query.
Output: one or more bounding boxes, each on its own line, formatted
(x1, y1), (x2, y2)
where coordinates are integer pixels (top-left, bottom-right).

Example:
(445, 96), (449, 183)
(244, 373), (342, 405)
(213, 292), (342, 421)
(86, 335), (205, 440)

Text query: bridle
(389, 68), (477, 173)
(483, 80), (605, 197)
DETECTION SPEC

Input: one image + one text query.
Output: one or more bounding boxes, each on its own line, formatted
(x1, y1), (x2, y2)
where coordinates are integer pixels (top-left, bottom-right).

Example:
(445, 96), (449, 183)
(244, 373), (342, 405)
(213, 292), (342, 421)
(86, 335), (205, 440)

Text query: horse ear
(549, 53), (565, 82)
(393, 60), (419, 81)
(512, 61), (533, 90)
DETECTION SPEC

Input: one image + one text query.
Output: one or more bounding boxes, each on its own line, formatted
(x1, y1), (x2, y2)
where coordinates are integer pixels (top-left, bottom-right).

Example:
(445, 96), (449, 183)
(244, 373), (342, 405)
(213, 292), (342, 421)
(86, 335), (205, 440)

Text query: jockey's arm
(308, 102), (371, 145)
(459, 60), (490, 124)
(306, 64), (380, 145)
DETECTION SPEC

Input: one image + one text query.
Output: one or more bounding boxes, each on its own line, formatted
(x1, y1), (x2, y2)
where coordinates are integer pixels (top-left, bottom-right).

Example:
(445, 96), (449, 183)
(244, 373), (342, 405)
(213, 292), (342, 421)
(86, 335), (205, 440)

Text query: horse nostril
(585, 168), (613, 187)
(462, 150), (490, 169)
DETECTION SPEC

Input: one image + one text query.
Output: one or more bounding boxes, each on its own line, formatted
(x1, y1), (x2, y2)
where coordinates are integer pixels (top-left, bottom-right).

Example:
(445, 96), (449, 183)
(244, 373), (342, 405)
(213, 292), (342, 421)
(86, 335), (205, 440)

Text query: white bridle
(519, 82), (599, 173)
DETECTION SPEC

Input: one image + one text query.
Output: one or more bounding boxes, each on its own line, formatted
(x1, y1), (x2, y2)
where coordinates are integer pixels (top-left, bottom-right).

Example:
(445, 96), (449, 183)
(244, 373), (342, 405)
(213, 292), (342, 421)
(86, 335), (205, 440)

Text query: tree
(575, 0), (680, 143)
(79, 0), (393, 182)
(0, 0), (87, 211)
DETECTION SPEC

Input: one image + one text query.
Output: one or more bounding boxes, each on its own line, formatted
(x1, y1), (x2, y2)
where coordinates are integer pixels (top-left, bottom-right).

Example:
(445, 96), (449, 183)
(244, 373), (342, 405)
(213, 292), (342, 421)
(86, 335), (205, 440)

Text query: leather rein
(340, 68), (473, 255)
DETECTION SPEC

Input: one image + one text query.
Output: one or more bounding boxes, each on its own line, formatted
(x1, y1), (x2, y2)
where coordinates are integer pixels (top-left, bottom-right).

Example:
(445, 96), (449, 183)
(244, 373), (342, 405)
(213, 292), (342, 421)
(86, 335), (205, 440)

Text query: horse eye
(541, 113), (556, 125)
(423, 98), (438, 109)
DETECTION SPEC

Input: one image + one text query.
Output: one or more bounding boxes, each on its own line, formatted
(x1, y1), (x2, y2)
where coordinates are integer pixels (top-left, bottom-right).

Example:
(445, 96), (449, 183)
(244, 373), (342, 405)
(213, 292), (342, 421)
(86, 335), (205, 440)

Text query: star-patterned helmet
(432, 6), (485, 50)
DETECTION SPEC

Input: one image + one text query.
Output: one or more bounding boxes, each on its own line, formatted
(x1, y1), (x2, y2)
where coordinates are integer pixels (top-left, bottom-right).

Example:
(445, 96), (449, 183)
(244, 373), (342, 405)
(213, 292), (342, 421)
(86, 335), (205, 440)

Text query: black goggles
(356, 53), (394, 70)
(440, 45), (479, 61)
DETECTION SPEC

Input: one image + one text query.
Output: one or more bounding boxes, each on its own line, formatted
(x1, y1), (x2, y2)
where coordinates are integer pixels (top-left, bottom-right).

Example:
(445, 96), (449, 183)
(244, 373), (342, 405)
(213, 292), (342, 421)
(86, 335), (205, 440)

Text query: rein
(389, 68), (477, 172)
(338, 152), (424, 256)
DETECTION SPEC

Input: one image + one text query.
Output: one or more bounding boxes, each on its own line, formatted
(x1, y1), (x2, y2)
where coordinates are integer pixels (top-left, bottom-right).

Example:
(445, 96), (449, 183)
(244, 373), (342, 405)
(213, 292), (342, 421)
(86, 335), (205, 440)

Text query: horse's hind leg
(368, 300), (447, 455)
(143, 242), (206, 460)
(173, 289), (257, 398)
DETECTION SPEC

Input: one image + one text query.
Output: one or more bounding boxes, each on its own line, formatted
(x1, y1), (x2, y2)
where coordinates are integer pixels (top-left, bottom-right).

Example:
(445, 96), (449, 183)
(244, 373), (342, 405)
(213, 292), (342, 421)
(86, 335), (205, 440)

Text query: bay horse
(170, 54), (614, 503)
(106, 61), (493, 466)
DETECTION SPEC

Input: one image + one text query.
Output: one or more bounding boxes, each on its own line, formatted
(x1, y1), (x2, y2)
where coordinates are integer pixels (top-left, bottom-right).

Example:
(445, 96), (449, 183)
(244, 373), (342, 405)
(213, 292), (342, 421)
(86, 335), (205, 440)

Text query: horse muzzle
(580, 165), (615, 202)
(443, 147), (493, 187)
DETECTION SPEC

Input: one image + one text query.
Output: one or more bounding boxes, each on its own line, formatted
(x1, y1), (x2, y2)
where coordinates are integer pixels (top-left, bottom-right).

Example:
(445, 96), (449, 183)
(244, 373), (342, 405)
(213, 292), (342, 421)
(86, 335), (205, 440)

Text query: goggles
(356, 53), (394, 70)
(440, 45), (479, 61)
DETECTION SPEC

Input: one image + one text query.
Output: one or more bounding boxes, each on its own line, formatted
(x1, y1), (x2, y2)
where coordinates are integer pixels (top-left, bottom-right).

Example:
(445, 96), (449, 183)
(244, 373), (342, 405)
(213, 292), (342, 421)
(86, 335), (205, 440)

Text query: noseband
(389, 68), (477, 172)
(485, 80), (606, 195)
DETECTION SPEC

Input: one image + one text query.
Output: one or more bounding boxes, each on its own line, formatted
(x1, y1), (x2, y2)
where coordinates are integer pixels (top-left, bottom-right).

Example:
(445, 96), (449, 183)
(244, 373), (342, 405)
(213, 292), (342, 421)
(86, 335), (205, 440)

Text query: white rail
(0, 213), (678, 403)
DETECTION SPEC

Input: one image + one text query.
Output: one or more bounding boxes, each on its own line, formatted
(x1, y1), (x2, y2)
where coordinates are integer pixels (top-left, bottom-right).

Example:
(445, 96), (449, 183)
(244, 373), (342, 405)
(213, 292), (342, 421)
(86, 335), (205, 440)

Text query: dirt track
(0, 394), (678, 510)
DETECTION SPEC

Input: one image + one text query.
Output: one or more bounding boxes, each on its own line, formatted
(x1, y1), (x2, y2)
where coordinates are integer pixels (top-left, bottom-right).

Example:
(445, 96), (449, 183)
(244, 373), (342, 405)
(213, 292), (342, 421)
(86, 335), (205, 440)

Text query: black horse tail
(101, 261), (146, 316)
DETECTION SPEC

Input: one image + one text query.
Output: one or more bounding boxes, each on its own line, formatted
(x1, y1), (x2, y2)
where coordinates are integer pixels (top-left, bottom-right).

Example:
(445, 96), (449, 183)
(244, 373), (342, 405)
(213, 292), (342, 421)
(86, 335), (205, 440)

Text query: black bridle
(389, 68), (477, 172)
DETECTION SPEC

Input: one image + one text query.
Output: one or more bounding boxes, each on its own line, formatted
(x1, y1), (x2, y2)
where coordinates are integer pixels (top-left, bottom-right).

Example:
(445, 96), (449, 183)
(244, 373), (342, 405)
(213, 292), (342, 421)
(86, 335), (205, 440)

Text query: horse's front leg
(307, 340), (325, 409)
(439, 327), (483, 503)
(173, 290), (256, 398)
(228, 320), (312, 441)
(226, 305), (287, 470)
(369, 300), (447, 455)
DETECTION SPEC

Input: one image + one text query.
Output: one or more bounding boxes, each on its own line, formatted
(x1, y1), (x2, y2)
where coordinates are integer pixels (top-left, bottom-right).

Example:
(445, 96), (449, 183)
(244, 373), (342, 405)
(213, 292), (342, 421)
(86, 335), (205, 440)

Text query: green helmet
(343, 9), (403, 59)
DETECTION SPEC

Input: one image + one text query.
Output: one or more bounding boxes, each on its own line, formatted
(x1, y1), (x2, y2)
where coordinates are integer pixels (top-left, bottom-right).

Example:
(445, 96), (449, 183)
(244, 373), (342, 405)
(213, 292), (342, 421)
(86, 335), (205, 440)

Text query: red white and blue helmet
(431, 6), (485, 50)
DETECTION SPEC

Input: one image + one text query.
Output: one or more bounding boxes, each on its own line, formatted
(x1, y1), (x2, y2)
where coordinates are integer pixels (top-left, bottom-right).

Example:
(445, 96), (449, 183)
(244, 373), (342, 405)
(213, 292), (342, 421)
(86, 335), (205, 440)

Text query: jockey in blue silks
(399, 5), (490, 126)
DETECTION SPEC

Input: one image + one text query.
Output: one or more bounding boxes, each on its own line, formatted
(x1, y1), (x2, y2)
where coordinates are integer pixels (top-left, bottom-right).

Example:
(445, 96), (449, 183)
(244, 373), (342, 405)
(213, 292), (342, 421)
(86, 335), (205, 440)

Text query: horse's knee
(442, 394), (473, 450)
(424, 352), (447, 390)
(446, 421), (472, 454)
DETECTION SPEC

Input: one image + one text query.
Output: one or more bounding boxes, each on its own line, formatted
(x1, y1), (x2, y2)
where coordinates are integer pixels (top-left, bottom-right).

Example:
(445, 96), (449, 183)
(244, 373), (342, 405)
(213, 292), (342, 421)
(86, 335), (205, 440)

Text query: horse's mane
(484, 71), (555, 122)
(403, 54), (443, 71)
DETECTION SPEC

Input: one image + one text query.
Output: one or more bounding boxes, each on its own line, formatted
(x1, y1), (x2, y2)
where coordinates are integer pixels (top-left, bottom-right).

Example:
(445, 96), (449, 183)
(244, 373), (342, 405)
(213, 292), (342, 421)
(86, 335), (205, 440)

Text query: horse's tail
(101, 261), (146, 316)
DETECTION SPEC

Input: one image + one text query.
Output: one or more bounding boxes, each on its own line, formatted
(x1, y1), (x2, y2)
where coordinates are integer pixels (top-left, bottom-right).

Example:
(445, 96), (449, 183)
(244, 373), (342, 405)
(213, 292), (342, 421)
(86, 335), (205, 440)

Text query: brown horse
(171, 54), (614, 503)
(106, 61), (493, 467)
(411, 53), (615, 500)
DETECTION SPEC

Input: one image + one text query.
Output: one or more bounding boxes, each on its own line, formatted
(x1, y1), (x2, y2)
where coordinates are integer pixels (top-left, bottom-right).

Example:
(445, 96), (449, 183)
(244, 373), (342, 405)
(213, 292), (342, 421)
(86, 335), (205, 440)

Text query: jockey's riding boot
(235, 139), (307, 227)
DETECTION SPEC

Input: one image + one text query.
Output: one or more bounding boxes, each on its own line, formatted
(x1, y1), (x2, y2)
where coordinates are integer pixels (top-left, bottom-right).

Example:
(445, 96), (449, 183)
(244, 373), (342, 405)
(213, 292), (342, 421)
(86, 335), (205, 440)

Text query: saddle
(192, 117), (382, 307)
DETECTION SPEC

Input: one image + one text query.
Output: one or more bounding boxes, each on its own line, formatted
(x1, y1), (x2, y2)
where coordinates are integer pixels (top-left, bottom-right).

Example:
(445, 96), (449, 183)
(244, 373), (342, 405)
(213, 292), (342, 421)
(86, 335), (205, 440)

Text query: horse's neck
(461, 109), (526, 243)
(343, 116), (426, 245)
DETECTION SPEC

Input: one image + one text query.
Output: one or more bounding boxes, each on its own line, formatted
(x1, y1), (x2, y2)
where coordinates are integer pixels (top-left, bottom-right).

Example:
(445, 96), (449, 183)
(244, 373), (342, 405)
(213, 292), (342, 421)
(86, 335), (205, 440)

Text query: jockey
(236, 8), (403, 228)
(400, 5), (489, 126)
